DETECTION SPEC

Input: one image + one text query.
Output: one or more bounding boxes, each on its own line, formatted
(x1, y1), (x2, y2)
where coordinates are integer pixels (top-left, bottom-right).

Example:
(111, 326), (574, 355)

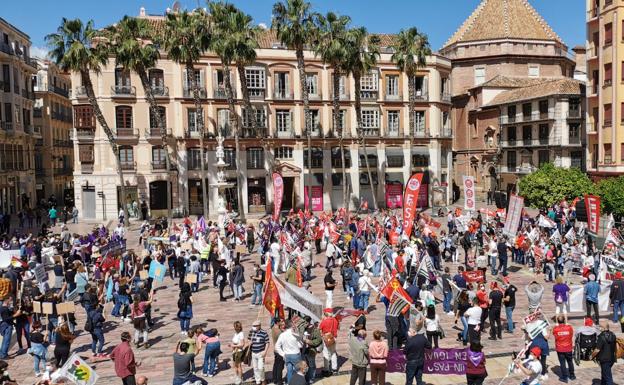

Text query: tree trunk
(236, 65), (257, 138)
(296, 48), (313, 213)
(332, 69), (348, 211)
(408, 73), (415, 175)
(224, 64), (245, 222)
(354, 71), (377, 211)
(138, 68), (172, 226)
(187, 63), (209, 219)
(81, 69), (128, 226)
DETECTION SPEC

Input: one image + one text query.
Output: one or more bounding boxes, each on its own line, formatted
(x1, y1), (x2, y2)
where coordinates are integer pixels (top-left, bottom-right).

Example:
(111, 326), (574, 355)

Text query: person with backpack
(87, 304), (106, 357)
(591, 320), (617, 385)
(177, 283), (193, 334)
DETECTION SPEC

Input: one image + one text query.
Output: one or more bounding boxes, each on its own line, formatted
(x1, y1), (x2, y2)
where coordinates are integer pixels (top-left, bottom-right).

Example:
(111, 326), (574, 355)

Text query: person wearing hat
(514, 346), (542, 385)
(247, 320), (270, 385)
(609, 271), (624, 323)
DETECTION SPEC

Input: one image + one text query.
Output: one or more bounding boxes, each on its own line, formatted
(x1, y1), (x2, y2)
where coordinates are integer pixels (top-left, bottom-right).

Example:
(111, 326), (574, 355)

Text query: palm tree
(209, 1), (259, 222)
(109, 15), (173, 225)
(314, 12), (350, 210)
(344, 27), (380, 211)
(46, 18), (129, 225)
(161, 9), (211, 218)
(390, 28), (431, 170)
(272, 0), (317, 211)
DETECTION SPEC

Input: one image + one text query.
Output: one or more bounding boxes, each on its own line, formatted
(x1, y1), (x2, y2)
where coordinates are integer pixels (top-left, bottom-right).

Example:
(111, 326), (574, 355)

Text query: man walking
(248, 320), (270, 385)
(348, 328), (369, 385)
(585, 275), (601, 322)
(552, 315), (575, 382)
(404, 327), (431, 385)
(275, 320), (303, 384)
(110, 332), (140, 385)
(592, 320), (617, 385)
(503, 277), (517, 333)
(609, 271), (624, 323)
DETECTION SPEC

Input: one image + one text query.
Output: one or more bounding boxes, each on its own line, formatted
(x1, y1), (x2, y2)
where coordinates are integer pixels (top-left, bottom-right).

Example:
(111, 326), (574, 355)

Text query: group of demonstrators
(0, 189), (623, 385)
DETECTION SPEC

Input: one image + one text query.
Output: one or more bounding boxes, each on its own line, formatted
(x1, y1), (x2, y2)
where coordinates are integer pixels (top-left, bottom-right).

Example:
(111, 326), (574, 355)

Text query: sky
(3, 0), (585, 58)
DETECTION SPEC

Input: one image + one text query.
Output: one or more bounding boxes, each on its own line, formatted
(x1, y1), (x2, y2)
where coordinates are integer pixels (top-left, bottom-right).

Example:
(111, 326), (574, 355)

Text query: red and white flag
(272, 173), (284, 221)
(462, 176), (476, 211)
(584, 195), (601, 236)
(402, 173), (423, 238)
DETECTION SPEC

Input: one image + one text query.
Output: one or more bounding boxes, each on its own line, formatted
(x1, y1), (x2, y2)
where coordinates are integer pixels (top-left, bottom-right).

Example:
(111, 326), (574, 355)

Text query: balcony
(145, 127), (171, 139)
(413, 128), (427, 138)
(1, 122), (14, 131)
(569, 136), (582, 145)
(361, 127), (380, 137)
(80, 163), (94, 174)
(183, 87), (207, 98)
(21, 89), (34, 100)
(75, 129), (95, 141)
(152, 161), (167, 170)
(308, 93), (321, 101)
(414, 91), (428, 101)
(385, 93), (401, 101)
(276, 129), (294, 138)
(54, 168), (73, 176)
(249, 89), (266, 100)
(0, 42), (14, 55)
(306, 124), (322, 138)
(120, 161), (136, 171)
(604, 79), (612, 87)
(150, 85), (169, 97)
(386, 128), (400, 137)
(184, 129), (208, 139)
(333, 93), (350, 101)
(500, 138), (561, 147)
(588, 8), (598, 19)
(213, 87), (236, 99)
(440, 128), (453, 138)
(500, 111), (554, 124)
(567, 110), (583, 119)
(115, 128), (139, 140)
(51, 85), (69, 98)
(441, 92), (452, 103)
(111, 85), (136, 97)
(360, 91), (378, 101)
(241, 126), (268, 138)
(604, 119), (613, 127)
(33, 108), (43, 118)
(273, 90), (293, 100)
(500, 165), (536, 174)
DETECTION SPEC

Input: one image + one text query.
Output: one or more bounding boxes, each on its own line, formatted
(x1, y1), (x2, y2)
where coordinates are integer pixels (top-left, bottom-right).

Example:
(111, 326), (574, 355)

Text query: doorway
(82, 186), (95, 219)
(282, 177), (295, 211)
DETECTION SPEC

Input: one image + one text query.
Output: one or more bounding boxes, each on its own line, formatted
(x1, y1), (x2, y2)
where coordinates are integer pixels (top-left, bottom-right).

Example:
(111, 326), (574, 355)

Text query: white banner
(503, 194), (524, 237)
(550, 229), (561, 245)
(569, 283), (612, 313)
(528, 228), (540, 243)
(462, 176), (476, 211)
(58, 353), (99, 385)
(273, 275), (324, 322)
(538, 215), (556, 229)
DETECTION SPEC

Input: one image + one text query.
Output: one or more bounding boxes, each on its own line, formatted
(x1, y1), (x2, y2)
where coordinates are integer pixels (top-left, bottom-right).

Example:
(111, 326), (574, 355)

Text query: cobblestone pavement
(4, 217), (624, 385)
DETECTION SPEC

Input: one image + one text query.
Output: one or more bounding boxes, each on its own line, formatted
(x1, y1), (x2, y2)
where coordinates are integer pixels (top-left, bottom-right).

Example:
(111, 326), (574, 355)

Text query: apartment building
(0, 17), (37, 214)
(33, 59), (74, 207)
(441, 0), (577, 200)
(70, 9), (452, 220)
(586, 0), (624, 178)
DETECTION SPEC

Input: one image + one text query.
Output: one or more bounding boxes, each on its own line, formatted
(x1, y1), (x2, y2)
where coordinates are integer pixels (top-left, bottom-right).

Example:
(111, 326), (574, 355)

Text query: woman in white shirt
(424, 305), (440, 348)
(229, 321), (246, 385)
(419, 285), (435, 308)
(464, 298), (483, 344)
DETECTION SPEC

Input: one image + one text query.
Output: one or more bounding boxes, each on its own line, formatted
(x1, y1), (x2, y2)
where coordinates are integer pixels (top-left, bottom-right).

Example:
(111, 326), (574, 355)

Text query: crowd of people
(0, 199), (622, 385)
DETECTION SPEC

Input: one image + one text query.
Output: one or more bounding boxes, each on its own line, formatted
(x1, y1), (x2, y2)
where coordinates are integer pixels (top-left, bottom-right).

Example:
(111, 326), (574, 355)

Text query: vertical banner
(272, 172), (284, 221)
(503, 194), (524, 237)
(585, 195), (601, 236)
(304, 186), (323, 211)
(462, 176), (476, 211)
(403, 173), (423, 237)
(385, 183), (403, 209)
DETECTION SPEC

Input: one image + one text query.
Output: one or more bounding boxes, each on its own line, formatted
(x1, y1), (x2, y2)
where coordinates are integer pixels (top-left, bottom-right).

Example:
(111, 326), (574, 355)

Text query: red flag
(389, 230), (399, 245)
(265, 256), (272, 282)
(402, 173), (423, 238)
(296, 257), (303, 287)
(328, 221), (340, 243)
(584, 195), (601, 235)
(380, 277), (412, 303)
(272, 173), (284, 221)
(262, 275), (284, 319)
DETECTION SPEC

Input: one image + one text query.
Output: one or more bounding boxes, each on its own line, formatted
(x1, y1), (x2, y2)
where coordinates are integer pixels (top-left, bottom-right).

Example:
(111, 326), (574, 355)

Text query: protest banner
(403, 173), (424, 237)
(274, 275), (323, 322)
(463, 176), (476, 211)
(148, 260), (166, 282)
(273, 172), (284, 221)
(462, 270), (484, 283)
(387, 350), (406, 373)
(537, 215), (556, 228)
(523, 308), (550, 339)
(147, 236), (171, 245)
(0, 250), (20, 268)
(56, 302), (76, 314)
(569, 282), (612, 312)
(602, 255), (624, 279)
(33, 264), (47, 283)
(99, 239), (126, 256)
(387, 348), (469, 375)
(59, 353), (99, 385)
(235, 245), (247, 254)
(503, 194), (524, 237)
(185, 274), (198, 284)
(585, 195), (601, 236)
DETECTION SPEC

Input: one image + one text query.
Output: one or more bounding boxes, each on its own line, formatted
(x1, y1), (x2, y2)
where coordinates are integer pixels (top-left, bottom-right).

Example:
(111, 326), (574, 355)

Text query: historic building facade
(0, 17), (37, 214)
(70, 10), (453, 220)
(33, 59), (74, 207)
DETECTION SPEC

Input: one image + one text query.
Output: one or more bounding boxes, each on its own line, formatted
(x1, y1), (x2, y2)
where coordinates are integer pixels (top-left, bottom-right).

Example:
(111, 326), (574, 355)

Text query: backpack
(177, 297), (187, 310)
(84, 314), (93, 333)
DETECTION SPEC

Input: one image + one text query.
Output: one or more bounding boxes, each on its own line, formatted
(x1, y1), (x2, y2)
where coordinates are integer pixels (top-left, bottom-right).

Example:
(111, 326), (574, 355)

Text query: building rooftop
(485, 78), (583, 106)
(478, 75), (547, 89)
(443, 0), (563, 49)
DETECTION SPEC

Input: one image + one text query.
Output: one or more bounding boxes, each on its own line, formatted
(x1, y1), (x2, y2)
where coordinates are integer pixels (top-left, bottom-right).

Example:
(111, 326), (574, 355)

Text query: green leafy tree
(46, 18), (129, 224)
(518, 163), (594, 209)
(596, 176), (624, 218)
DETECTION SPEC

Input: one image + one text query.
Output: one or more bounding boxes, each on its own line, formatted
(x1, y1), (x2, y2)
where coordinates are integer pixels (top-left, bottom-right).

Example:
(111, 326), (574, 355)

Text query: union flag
(380, 277), (412, 303)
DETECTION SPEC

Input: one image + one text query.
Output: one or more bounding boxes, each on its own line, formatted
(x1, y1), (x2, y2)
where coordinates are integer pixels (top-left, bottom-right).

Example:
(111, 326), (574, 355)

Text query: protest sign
(148, 260), (166, 282)
(139, 270), (149, 280)
(387, 348), (469, 375)
(503, 194), (524, 237)
(42, 302), (54, 315)
(185, 274), (198, 284)
(33, 265), (47, 282)
(585, 195), (601, 235)
(273, 172), (284, 221)
(56, 302), (76, 314)
(59, 353), (99, 385)
(463, 270), (484, 283)
(403, 173), (424, 237)
(32, 301), (41, 314)
(235, 245), (247, 254)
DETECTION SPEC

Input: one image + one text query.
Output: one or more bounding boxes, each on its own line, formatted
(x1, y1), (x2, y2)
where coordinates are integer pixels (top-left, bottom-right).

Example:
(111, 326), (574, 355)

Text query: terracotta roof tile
(478, 75), (548, 89)
(443, 0), (563, 48)
(486, 78), (583, 106)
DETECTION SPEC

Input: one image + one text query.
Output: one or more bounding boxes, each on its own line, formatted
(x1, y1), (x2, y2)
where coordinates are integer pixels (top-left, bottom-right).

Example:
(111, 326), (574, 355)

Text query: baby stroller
(573, 332), (597, 365)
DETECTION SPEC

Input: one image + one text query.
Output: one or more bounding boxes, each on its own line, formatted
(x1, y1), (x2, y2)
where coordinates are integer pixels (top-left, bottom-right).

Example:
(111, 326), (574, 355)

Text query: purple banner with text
(387, 347), (469, 375)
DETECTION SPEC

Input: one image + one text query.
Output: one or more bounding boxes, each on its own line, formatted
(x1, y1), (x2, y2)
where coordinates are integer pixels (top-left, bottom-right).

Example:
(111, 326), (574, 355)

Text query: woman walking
(466, 342), (488, 385)
(230, 259), (245, 302)
(53, 323), (75, 367)
(369, 330), (388, 385)
(229, 321), (246, 385)
(199, 328), (221, 377)
(425, 305), (441, 349)
(177, 283), (194, 334)
(131, 293), (152, 348)
(455, 291), (471, 346)
(29, 321), (48, 377)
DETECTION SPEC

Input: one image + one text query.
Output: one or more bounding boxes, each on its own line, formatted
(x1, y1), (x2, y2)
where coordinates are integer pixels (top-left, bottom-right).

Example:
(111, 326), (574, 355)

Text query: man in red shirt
(552, 315), (575, 382)
(319, 310), (339, 376)
(110, 331), (140, 385)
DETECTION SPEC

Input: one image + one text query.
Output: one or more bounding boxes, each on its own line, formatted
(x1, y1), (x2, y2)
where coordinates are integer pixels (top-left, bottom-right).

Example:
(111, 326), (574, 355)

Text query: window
(528, 65), (540, 78)
(359, 153), (378, 167)
(507, 127), (517, 143)
(152, 146), (166, 165)
(332, 110), (346, 131)
(2, 65), (9, 92)
(149, 69), (164, 88)
(507, 105), (516, 122)
(305, 109), (320, 132)
(522, 103), (532, 119)
(246, 147), (264, 169)
(414, 76), (427, 98)
(115, 106), (132, 128)
(304, 148), (323, 168)
(224, 148), (236, 170)
(242, 107), (267, 129)
(442, 111), (451, 129)
(114, 68), (131, 87)
(149, 106), (166, 128)
(276, 110), (292, 135)
(74, 105), (94, 128)
(13, 68), (18, 94)
(360, 70), (378, 99)
(187, 108), (203, 132)
(331, 147), (351, 168)
(386, 75), (399, 97)
(569, 123), (580, 144)
(604, 144), (613, 163)
(184, 69), (203, 89)
(274, 71), (290, 98)
(522, 125), (532, 144)
(274, 146), (293, 160)
(387, 111), (400, 135)
(217, 108), (230, 134)
(414, 111), (425, 135)
(569, 98), (580, 118)
(571, 151), (583, 168)
(605, 63), (612, 85)
(386, 150), (404, 167)
(187, 148), (202, 170)
(507, 151), (517, 169)
(605, 23), (613, 45)
(359, 172), (379, 185)
(361, 109), (379, 128)
(4, 103), (11, 122)
(539, 100), (549, 117)
(604, 103), (613, 126)
(245, 68), (266, 98)
(538, 124), (549, 143)
(474, 67), (485, 85)
(538, 150), (549, 166)
(306, 73), (318, 96)
(119, 146), (134, 164)
(411, 154), (429, 167)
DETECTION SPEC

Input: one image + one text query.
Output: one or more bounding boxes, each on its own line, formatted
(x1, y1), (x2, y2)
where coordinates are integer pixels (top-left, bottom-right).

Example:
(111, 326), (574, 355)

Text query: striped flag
(549, 229), (561, 245)
(564, 227), (576, 243)
(417, 251), (434, 278)
(387, 290), (410, 317)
